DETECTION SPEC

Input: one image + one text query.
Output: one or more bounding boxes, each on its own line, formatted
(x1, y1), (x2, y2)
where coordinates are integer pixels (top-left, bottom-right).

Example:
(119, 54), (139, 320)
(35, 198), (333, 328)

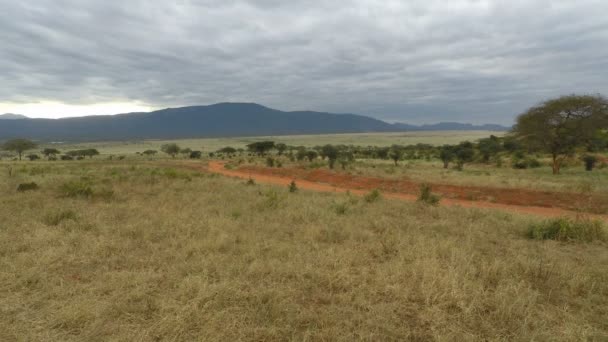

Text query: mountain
(0, 103), (509, 142)
(0, 113), (28, 120)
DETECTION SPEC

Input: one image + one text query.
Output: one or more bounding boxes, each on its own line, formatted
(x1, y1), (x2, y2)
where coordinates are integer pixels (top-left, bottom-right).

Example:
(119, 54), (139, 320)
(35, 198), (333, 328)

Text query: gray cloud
(1, 0), (607, 124)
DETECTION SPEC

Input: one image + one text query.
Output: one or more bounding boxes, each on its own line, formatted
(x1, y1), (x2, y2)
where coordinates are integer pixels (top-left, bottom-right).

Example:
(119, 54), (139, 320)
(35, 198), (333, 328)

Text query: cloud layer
(1, 0), (607, 124)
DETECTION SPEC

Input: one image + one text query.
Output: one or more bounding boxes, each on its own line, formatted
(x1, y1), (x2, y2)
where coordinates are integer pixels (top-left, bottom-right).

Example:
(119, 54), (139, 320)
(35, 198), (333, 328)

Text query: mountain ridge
(0, 103), (510, 142)
(0, 113), (28, 120)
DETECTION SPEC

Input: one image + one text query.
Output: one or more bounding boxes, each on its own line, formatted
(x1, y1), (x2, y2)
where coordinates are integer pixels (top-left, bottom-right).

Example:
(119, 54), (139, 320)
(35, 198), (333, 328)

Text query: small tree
(439, 145), (455, 169)
(2, 138), (37, 160)
(246, 141), (275, 155)
(582, 155), (597, 171)
(388, 147), (403, 166)
(83, 149), (100, 159)
(322, 145), (339, 169)
(454, 142), (475, 171)
(142, 150), (157, 156)
(161, 143), (181, 158)
(41, 148), (60, 160)
(275, 143), (287, 156)
(306, 150), (318, 162)
(189, 151), (202, 159)
(477, 135), (502, 163)
(513, 94), (608, 174)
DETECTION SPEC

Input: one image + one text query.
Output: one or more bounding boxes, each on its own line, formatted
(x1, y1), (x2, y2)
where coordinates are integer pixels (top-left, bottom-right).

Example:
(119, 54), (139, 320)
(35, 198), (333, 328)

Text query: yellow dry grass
(1, 160), (607, 341)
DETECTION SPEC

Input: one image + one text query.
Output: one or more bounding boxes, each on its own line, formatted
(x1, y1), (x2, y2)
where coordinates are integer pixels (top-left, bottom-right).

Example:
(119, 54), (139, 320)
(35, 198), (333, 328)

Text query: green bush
(527, 217), (606, 242)
(364, 189), (381, 203)
(288, 180), (298, 193)
(418, 183), (440, 205)
(17, 182), (39, 192)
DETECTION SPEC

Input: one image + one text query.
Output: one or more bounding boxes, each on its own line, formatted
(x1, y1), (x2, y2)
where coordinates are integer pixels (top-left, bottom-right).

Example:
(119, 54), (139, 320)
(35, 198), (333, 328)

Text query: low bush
(418, 183), (440, 205)
(527, 217), (606, 242)
(364, 189), (381, 203)
(288, 180), (298, 193)
(17, 182), (39, 192)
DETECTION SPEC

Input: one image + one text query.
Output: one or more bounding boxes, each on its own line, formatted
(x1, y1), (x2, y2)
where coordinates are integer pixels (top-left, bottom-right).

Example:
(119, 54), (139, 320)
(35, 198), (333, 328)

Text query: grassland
(45, 131), (503, 155)
(1, 159), (607, 341)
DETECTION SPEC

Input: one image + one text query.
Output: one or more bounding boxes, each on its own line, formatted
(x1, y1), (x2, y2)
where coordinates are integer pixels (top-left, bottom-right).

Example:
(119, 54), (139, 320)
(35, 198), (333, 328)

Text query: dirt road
(206, 161), (608, 221)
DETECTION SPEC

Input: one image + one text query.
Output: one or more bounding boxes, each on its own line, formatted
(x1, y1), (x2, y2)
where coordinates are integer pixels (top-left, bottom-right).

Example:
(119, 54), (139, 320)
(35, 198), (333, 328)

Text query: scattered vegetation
(418, 183), (440, 205)
(527, 217), (606, 242)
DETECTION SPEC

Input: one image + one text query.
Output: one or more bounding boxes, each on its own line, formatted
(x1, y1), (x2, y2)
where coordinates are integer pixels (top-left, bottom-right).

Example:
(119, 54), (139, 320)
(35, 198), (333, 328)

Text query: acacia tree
(321, 145), (339, 169)
(161, 143), (181, 158)
(454, 142), (475, 171)
(275, 143), (287, 156)
(42, 148), (60, 160)
(388, 147), (403, 166)
(246, 141), (275, 155)
(2, 138), (37, 160)
(513, 95), (608, 174)
(439, 145), (455, 169)
(477, 135), (502, 163)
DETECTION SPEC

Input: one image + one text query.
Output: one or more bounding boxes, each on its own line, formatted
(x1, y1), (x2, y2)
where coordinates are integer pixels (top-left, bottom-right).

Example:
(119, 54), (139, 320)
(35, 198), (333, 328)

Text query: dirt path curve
(205, 161), (608, 222)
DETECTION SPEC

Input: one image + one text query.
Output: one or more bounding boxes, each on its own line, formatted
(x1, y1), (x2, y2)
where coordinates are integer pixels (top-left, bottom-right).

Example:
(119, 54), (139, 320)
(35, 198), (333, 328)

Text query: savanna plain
(1, 131), (608, 341)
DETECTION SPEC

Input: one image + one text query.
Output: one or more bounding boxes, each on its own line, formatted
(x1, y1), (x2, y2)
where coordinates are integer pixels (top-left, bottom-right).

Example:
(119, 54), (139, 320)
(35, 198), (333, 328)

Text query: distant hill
(0, 103), (509, 142)
(0, 113), (28, 120)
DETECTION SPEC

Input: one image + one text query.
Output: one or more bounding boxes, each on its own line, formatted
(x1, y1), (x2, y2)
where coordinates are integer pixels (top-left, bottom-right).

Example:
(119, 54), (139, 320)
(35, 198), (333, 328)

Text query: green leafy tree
(2, 138), (37, 160)
(305, 150), (318, 162)
(388, 147), (403, 166)
(439, 145), (455, 169)
(142, 150), (157, 156)
(275, 143), (287, 156)
(322, 145), (339, 169)
(218, 146), (237, 155)
(246, 141), (275, 155)
(477, 135), (502, 163)
(454, 142), (475, 171)
(512, 95), (608, 174)
(161, 143), (181, 158)
(41, 148), (60, 160)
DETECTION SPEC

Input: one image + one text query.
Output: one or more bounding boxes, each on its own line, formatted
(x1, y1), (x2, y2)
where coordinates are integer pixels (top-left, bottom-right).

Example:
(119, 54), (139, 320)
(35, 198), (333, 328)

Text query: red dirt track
(206, 161), (608, 221)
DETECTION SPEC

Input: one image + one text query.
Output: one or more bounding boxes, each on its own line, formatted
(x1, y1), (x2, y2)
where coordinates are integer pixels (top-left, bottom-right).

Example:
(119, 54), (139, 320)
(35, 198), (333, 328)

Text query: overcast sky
(1, 0), (607, 124)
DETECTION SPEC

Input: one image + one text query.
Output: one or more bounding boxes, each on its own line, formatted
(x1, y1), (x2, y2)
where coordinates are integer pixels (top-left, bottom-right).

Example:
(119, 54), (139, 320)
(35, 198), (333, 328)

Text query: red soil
(205, 161), (608, 221)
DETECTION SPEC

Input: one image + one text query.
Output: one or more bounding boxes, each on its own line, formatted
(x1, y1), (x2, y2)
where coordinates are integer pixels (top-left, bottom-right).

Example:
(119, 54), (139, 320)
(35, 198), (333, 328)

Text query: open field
(45, 131), (503, 155)
(1, 159), (607, 341)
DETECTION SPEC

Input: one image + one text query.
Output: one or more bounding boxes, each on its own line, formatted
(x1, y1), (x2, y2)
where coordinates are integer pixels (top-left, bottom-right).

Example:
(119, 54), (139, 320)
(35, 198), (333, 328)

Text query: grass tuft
(43, 210), (78, 226)
(418, 183), (440, 205)
(527, 217), (606, 242)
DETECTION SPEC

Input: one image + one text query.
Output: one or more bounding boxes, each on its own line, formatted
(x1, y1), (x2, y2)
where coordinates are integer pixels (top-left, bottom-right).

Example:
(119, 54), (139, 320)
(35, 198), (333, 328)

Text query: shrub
(582, 155), (597, 171)
(59, 181), (93, 198)
(364, 189), (381, 203)
(17, 182), (39, 192)
(288, 180), (298, 193)
(527, 217), (606, 242)
(61, 155), (73, 161)
(528, 158), (542, 168)
(418, 183), (440, 205)
(246, 178), (256, 186)
(266, 157), (275, 167)
(44, 210), (77, 226)
(333, 202), (349, 215)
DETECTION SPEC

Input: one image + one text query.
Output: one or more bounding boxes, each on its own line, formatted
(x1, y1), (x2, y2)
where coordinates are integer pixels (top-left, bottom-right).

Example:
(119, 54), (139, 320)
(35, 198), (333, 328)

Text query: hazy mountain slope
(0, 103), (509, 142)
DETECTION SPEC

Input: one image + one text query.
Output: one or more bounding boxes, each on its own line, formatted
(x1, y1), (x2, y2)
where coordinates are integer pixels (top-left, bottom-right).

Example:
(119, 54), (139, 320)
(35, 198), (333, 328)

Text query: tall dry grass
(0, 161), (607, 341)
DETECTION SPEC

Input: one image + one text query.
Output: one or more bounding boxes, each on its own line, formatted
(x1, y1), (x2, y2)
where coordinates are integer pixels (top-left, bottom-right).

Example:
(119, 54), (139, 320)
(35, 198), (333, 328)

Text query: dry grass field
(1, 160), (607, 341)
